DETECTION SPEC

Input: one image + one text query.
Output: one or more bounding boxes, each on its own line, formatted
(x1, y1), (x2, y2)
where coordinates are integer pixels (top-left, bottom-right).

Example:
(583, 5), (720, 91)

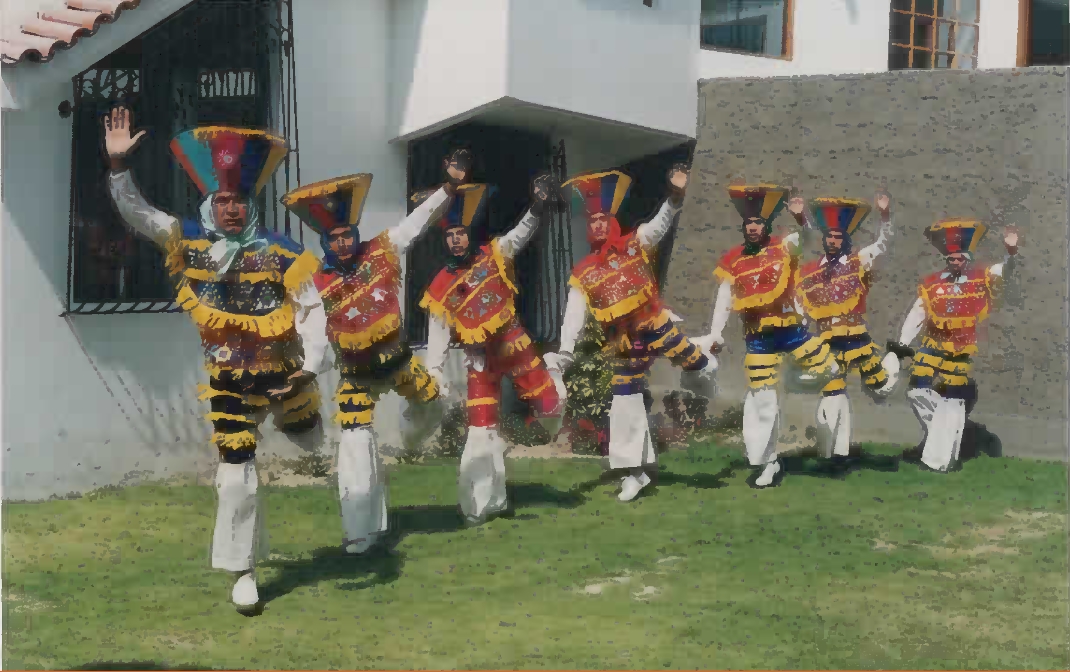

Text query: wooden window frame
(1017, 0), (1033, 66)
(889, 0), (981, 70)
(699, 0), (795, 61)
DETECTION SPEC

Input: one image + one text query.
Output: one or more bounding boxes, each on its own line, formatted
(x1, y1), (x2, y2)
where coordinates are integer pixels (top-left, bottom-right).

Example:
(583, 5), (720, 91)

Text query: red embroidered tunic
(569, 233), (661, 325)
(919, 269), (993, 354)
(795, 254), (871, 338)
(714, 236), (800, 331)
(420, 241), (519, 345)
(313, 232), (402, 354)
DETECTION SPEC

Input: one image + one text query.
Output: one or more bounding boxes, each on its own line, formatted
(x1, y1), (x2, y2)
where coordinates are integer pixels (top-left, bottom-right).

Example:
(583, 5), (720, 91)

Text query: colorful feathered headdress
(809, 197), (871, 237)
(281, 174), (372, 234)
(562, 170), (632, 219)
(926, 218), (987, 256)
(169, 126), (288, 198)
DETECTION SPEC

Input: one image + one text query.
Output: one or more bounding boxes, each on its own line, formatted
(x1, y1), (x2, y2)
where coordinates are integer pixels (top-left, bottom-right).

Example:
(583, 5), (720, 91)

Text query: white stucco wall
(507, 0), (701, 139)
(0, 0), (434, 501)
(696, 0), (1022, 79)
(388, 0), (510, 140)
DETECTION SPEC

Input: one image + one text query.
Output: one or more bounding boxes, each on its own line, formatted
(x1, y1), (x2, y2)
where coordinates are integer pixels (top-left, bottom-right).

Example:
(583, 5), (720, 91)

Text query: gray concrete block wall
(663, 67), (1069, 460)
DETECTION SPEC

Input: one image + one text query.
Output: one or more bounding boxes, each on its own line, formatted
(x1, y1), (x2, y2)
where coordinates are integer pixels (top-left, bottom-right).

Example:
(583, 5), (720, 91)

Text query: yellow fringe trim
(519, 378), (553, 401)
(283, 389), (319, 413)
(207, 412), (254, 423)
(842, 344), (876, 362)
(335, 315), (401, 351)
(863, 371), (889, 387)
(502, 332), (533, 357)
(178, 284), (296, 337)
(284, 403), (319, 423)
(921, 337), (977, 355)
(490, 240), (519, 295)
(336, 393), (374, 406)
(467, 398), (497, 407)
(744, 315), (799, 332)
(334, 410), (373, 426)
(203, 360), (296, 380)
(589, 284), (654, 324)
(212, 431), (256, 450)
(744, 353), (784, 367)
(911, 365), (937, 377)
(940, 374), (970, 386)
(796, 266), (867, 320)
(283, 250), (320, 291)
(183, 268), (284, 284)
(822, 378), (848, 392)
(733, 274), (791, 311)
(165, 230), (187, 277)
(713, 266), (735, 283)
(819, 324), (868, 339)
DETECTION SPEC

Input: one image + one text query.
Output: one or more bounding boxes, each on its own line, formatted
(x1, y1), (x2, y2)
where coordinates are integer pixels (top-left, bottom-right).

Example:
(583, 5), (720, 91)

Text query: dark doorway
(405, 122), (571, 346)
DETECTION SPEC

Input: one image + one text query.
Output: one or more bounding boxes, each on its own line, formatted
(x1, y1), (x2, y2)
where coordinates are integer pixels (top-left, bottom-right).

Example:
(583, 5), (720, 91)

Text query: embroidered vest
(420, 240), (518, 345)
(314, 232), (402, 356)
(795, 254), (870, 337)
(919, 269), (992, 353)
(166, 219), (318, 374)
(715, 237), (799, 330)
(569, 233), (660, 325)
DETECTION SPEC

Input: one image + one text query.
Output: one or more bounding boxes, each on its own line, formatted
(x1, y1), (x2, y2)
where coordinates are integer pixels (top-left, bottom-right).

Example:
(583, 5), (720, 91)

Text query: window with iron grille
(889, 0), (980, 70)
(700, 0), (793, 58)
(65, 0), (300, 315)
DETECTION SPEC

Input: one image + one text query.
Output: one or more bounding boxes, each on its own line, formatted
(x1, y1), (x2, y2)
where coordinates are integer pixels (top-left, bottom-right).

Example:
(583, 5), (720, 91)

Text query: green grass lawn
(3, 442), (1067, 670)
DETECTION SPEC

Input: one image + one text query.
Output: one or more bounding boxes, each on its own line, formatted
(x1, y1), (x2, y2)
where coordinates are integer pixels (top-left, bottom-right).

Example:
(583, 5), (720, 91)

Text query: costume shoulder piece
(570, 233), (657, 323)
(919, 268), (991, 329)
(317, 231), (403, 352)
(795, 253), (868, 322)
(420, 245), (518, 345)
(716, 237), (793, 311)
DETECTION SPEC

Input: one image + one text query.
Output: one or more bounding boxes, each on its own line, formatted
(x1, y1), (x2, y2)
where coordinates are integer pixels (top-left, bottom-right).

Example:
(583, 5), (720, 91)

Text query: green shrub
(561, 312), (613, 455)
(432, 401), (468, 459)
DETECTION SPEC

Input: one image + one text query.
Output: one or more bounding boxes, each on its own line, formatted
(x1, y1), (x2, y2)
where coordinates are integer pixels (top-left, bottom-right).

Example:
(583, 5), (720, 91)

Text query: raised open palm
(103, 106), (146, 158)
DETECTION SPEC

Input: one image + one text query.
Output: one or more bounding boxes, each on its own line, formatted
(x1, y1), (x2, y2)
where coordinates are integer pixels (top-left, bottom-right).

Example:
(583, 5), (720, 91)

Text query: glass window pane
(914, 48), (933, 68)
(1030, 0), (1070, 65)
(954, 54), (975, 70)
(700, 0), (785, 56)
(958, 0), (978, 24)
(913, 17), (932, 48)
(955, 24), (977, 54)
(889, 45), (911, 69)
(936, 20), (951, 51)
(936, 52), (950, 68)
(935, 0), (950, 18)
(892, 0), (913, 10)
(916, 0), (935, 16)
(890, 12), (912, 44)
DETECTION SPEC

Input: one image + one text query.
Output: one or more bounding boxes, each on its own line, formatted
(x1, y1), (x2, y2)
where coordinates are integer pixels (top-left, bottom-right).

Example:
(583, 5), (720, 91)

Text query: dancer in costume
(280, 153), (466, 553)
(103, 107), (327, 609)
(692, 184), (838, 488)
(420, 171), (564, 525)
(543, 166), (716, 502)
(793, 191), (898, 462)
(887, 219), (1020, 472)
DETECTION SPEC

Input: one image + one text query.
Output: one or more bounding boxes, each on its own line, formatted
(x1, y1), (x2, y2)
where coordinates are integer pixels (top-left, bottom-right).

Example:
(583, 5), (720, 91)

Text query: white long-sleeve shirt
(556, 200), (683, 356)
(107, 170), (330, 375)
(897, 257), (1015, 348)
(387, 187), (452, 254)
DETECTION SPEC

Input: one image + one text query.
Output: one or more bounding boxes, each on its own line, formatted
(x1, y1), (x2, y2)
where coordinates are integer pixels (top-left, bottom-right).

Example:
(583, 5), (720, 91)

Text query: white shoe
(637, 472), (651, 487)
(618, 475), (647, 502)
(755, 461), (782, 488)
(231, 572), (259, 607)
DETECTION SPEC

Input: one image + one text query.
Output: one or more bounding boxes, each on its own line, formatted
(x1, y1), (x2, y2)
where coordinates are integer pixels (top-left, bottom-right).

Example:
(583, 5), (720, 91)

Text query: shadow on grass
(258, 481), (587, 605)
(776, 446), (901, 481)
(900, 419), (1003, 467)
(570, 463), (735, 499)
